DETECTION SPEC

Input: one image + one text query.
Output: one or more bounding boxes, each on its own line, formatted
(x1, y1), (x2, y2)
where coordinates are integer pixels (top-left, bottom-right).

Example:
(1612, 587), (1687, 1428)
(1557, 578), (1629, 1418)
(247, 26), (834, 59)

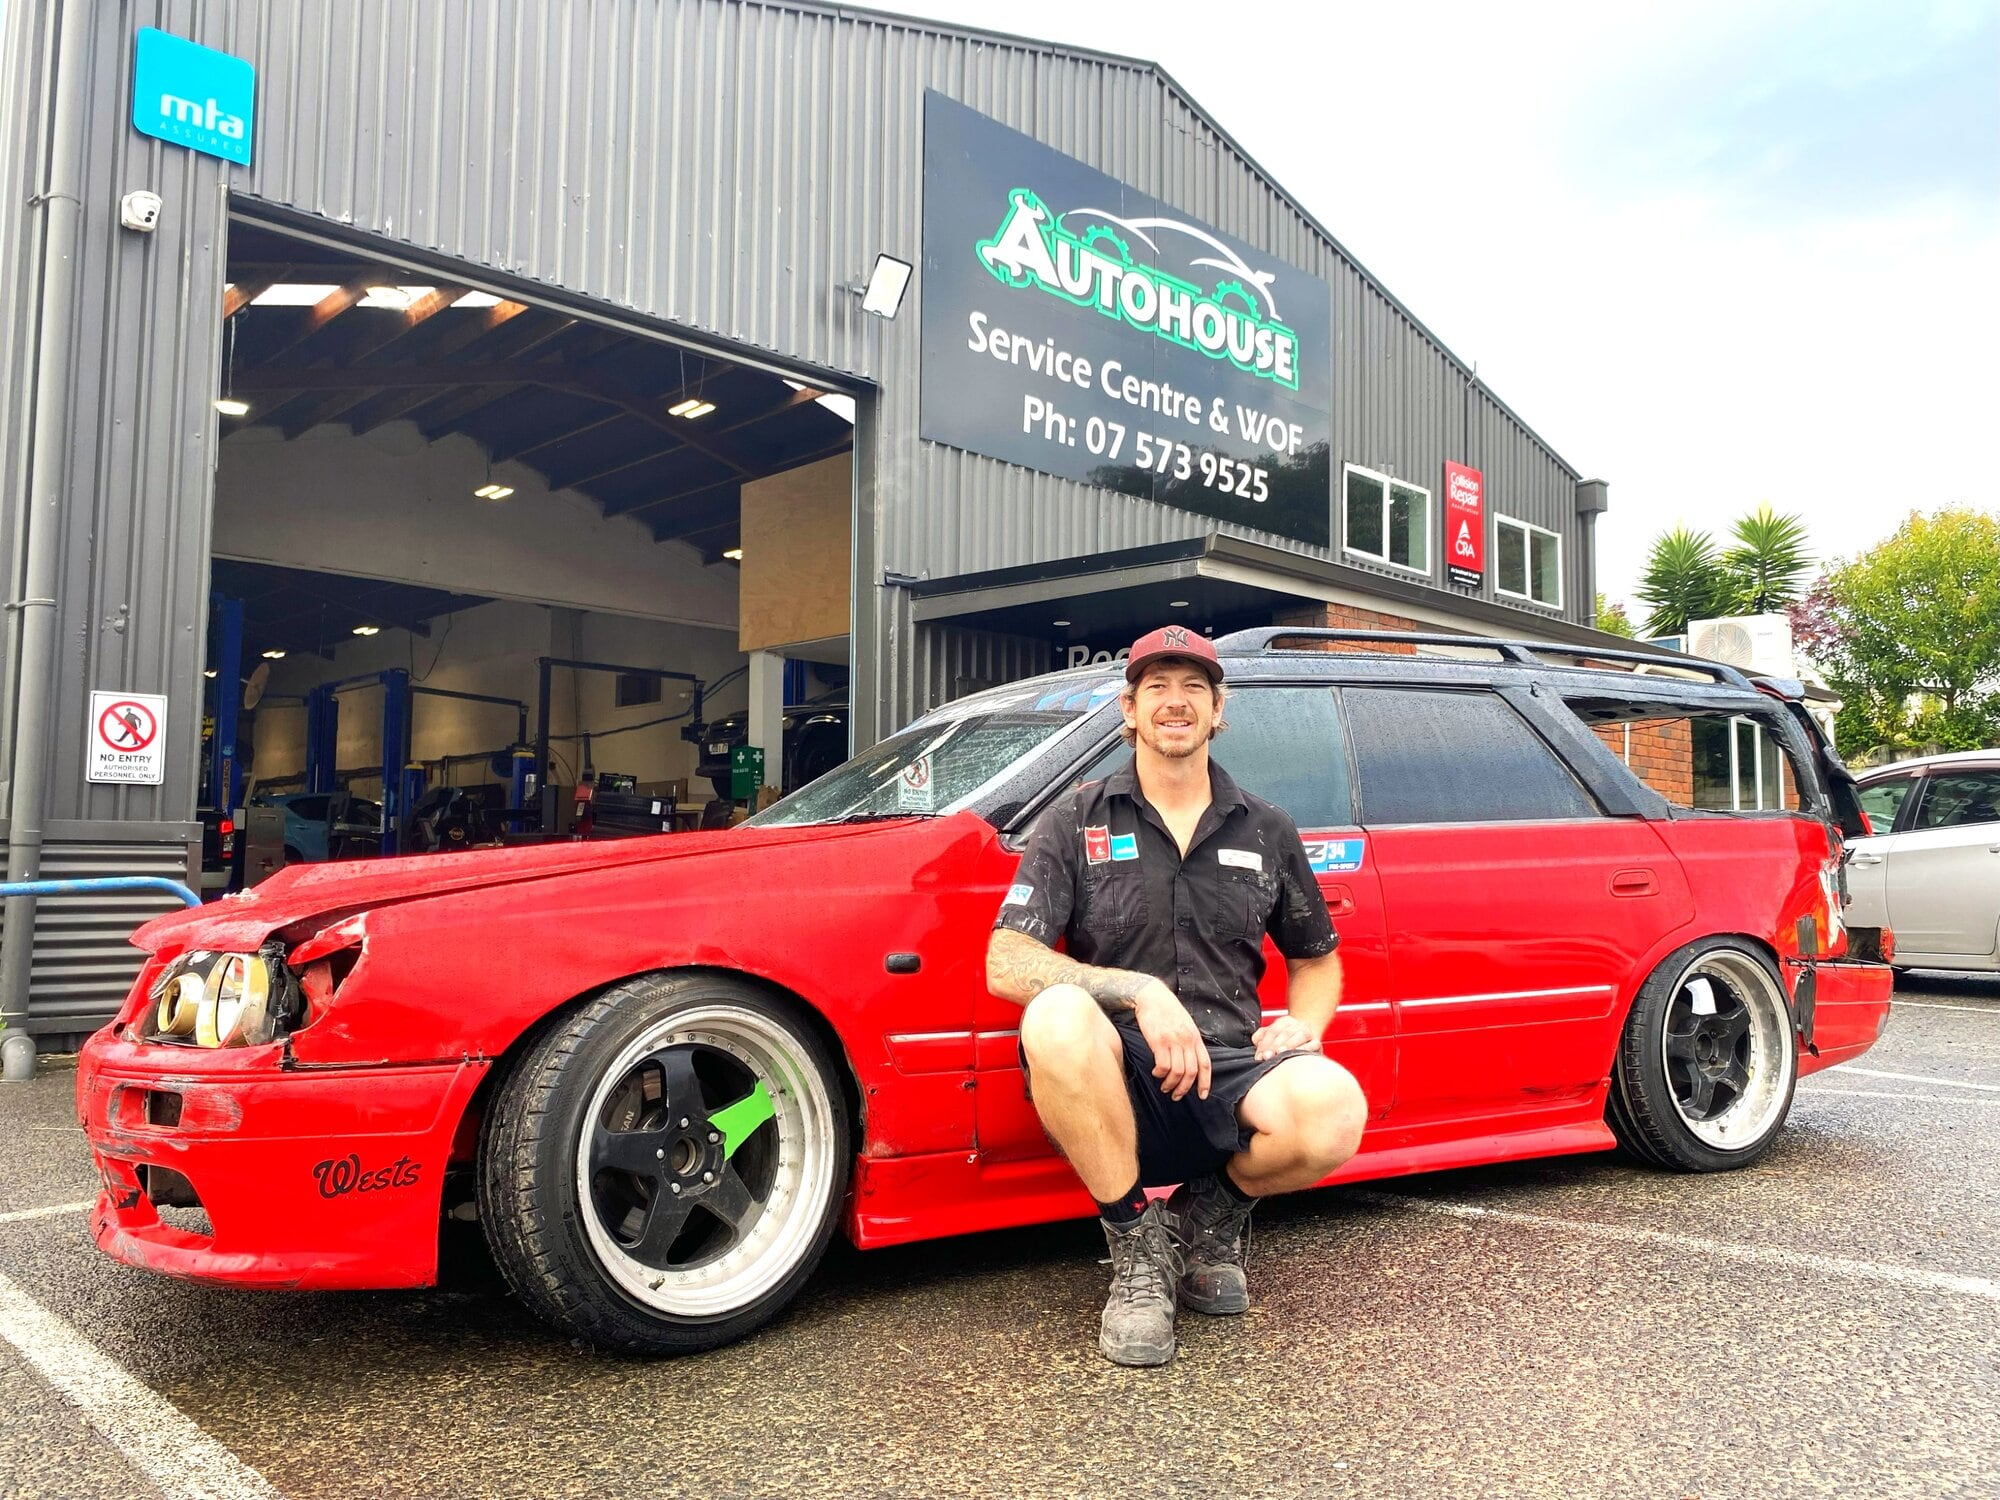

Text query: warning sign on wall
(87, 691), (168, 785)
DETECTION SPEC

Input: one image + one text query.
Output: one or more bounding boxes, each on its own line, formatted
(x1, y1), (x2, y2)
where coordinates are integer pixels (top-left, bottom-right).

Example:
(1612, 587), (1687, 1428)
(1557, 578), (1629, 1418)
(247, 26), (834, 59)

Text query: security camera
(120, 191), (164, 233)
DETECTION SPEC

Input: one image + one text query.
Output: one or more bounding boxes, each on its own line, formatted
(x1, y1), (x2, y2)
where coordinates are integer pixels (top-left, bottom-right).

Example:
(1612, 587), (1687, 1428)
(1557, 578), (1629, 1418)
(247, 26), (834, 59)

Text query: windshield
(748, 676), (1120, 827)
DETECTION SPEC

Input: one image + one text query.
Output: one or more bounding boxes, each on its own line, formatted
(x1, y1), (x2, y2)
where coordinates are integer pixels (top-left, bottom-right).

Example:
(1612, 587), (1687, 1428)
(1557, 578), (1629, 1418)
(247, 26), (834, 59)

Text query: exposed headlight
(143, 947), (298, 1048)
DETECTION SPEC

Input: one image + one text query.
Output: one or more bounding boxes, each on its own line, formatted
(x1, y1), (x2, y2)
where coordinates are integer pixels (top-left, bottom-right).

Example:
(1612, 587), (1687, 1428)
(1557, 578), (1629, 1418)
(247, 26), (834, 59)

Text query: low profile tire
(478, 973), (851, 1354)
(1608, 938), (1797, 1172)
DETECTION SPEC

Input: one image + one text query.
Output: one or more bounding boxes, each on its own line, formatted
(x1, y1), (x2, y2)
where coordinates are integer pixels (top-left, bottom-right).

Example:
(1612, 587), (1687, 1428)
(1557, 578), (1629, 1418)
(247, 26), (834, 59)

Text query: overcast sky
(887, 0), (1999, 611)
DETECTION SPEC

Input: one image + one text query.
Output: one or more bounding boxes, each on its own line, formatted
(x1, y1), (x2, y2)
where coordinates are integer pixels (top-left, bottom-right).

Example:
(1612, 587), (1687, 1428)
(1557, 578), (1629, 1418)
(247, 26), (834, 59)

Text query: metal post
(210, 595), (244, 812)
(379, 669), (410, 856)
(304, 685), (338, 794)
(1, 0), (95, 1055)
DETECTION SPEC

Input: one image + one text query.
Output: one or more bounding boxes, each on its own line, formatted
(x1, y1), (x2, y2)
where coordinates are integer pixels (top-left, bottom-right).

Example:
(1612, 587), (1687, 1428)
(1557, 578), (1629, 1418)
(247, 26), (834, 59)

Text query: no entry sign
(88, 690), (168, 785)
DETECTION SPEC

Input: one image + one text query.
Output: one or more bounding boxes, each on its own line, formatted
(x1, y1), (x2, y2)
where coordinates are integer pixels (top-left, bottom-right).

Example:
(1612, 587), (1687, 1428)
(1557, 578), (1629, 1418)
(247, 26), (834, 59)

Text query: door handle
(1849, 852), (1884, 867)
(1609, 868), (1658, 897)
(1325, 883), (1356, 918)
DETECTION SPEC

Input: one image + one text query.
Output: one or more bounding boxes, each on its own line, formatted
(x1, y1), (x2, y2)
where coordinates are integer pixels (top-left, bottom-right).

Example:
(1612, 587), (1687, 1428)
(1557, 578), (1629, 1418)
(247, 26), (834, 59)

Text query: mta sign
(132, 28), (254, 166)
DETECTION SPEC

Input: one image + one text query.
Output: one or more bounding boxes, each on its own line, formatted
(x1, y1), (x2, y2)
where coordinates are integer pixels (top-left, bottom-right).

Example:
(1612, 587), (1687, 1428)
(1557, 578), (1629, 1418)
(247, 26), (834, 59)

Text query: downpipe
(1, 0), (93, 1081)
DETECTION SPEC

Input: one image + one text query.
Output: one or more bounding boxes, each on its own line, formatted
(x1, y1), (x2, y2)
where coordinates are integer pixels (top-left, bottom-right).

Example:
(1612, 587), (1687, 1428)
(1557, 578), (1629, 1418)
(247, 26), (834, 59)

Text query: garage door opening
(199, 218), (858, 890)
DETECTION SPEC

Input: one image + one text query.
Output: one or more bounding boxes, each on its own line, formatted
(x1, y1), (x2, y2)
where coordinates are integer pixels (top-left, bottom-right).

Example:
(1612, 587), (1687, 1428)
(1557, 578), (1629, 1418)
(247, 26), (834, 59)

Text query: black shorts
(1022, 1015), (1310, 1188)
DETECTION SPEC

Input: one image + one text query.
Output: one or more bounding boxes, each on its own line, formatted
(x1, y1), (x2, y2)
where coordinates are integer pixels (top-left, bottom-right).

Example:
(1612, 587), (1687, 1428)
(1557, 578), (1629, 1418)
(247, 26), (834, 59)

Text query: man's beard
(1140, 722), (1208, 759)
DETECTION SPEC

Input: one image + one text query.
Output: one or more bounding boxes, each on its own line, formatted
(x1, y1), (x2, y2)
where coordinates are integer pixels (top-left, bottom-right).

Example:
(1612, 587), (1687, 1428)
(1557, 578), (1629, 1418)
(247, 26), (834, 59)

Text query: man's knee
(1264, 1060), (1367, 1170)
(1019, 985), (1118, 1074)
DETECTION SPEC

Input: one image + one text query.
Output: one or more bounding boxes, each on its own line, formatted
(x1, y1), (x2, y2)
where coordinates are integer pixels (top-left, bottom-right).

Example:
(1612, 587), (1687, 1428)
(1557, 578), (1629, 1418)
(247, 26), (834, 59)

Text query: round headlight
(155, 971), (204, 1037)
(196, 954), (273, 1048)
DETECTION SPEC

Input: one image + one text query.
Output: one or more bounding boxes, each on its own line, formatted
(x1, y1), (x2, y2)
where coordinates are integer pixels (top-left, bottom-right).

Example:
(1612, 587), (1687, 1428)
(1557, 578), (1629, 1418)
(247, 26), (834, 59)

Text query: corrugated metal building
(1, 0), (1618, 1040)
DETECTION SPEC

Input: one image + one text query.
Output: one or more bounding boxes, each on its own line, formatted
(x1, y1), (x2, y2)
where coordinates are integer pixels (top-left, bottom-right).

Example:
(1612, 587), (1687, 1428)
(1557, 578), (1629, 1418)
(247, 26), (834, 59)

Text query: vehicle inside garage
(201, 219), (859, 887)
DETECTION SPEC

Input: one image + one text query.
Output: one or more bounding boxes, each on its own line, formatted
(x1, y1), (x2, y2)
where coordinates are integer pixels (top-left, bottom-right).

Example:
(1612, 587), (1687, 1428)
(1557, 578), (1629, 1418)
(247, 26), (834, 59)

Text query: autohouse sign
(920, 93), (1333, 547)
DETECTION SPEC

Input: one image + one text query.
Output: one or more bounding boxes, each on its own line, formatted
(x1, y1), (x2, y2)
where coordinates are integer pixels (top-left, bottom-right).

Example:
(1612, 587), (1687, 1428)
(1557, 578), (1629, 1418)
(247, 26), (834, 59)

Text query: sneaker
(1166, 1175), (1253, 1315)
(1098, 1200), (1183, 1366)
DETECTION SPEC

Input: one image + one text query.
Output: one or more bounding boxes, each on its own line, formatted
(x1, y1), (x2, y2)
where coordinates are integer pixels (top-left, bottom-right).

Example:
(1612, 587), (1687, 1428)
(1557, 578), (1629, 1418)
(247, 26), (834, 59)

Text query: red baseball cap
(1125, 624), (1224, 684)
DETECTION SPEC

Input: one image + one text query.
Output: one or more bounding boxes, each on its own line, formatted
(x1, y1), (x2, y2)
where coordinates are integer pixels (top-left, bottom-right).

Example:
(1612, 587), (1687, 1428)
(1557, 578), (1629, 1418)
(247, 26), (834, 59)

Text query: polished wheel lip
(575, 1003), (837, 1320)
(1659, 950), (1793, 1151)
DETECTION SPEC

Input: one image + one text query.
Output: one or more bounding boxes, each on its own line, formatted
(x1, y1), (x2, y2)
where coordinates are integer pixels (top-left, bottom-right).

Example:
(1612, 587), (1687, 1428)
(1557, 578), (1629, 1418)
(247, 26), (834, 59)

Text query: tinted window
(1911, 770), (2000, 831)
(1345, 687), (1598, 825)
(1054, 687), (1355, 829)
(1856, 775), (1915, 831)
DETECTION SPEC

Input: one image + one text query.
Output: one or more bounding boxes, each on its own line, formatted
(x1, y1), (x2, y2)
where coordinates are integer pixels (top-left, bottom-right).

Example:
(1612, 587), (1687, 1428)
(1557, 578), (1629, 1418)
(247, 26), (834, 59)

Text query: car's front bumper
(76, 1028), (487, 1290)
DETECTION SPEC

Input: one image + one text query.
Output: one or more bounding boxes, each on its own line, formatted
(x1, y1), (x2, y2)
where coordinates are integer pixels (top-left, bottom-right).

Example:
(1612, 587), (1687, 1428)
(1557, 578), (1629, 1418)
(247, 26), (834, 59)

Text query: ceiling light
(669, 399), (716, 419)
(261, 649), (286, 660)
(722, 547), (744, 561)
(214, 397), (250, 417)
(861, 254), (913, 319)
(203, 669), (218, 679)
(474, 483), (513, 500)
(1052, 619), (1070, 627)
(1168, 600), (1190, 608)
(250, 283), (341, 306)
(351, 625), (380, 636)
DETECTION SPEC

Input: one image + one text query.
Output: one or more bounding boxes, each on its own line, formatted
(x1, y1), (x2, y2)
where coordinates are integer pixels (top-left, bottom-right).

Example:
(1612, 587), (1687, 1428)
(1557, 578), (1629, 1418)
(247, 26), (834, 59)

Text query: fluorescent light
(454, 291), (503, 308)
(1052, 619), (1070, 627)
(213, 397), (250, 417)
(250, 283), (341, 306)
(203, 669), (218, 679)
(722, 547), (744, 561)
(261, 649), (286, 660)
(861, 254), (913, 318)
(1168, 600), (1190, 608)
(351, 625), (380, 637)
(474, 483), (513, 500)
(670, 399), (716, 419)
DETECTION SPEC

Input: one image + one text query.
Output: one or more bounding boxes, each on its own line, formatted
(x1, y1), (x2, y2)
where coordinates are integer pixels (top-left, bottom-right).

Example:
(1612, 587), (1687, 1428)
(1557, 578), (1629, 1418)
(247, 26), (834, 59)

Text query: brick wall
(1594, 718), (1696, 804)
(1272, 603), (1423, 655)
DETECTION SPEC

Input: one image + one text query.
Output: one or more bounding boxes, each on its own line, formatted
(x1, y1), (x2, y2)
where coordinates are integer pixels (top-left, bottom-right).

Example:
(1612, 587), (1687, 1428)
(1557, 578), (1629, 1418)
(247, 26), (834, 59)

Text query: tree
(1595, 594), (1637, 637)
(1721, 504), (1812, 613)
(1796, 508), (2000, 753)
(1635, 526), (1728, 636)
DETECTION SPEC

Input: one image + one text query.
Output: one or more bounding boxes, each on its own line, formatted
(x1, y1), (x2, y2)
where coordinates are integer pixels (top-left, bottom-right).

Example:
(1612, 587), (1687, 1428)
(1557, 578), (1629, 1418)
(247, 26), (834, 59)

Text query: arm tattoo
(988, 930), (1154, 1014)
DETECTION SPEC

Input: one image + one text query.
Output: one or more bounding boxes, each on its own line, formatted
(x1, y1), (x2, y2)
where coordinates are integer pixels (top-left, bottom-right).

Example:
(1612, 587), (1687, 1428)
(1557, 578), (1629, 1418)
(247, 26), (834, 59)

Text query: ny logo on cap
(1161, 626), (1191, 649)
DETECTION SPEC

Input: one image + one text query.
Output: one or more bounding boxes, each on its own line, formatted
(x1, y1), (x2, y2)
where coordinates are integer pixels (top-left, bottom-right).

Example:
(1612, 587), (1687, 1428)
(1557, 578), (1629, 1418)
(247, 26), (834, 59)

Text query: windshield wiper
(829, 810), (940, 823)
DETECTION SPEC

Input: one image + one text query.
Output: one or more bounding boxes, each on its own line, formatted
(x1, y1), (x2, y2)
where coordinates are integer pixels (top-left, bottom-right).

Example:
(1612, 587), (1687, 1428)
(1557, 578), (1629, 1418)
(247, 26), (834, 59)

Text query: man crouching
(986, 625), (1367, 1366)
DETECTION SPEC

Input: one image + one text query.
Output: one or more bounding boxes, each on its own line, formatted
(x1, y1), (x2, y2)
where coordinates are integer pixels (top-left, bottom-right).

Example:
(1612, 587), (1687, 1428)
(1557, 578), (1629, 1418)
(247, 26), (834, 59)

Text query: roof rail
(1211, 627), (1757, 691)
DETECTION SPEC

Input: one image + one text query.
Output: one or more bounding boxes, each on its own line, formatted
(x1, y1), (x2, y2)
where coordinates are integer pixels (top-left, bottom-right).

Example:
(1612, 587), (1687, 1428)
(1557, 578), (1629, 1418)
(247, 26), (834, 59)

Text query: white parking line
(0, 1270), (281, 1500)
(1800, 1088), (1998, 1105)
(1352, 1192), (2000, 1302)
(1834, 1066), (2000, 1093)
(1893, 1001), (2000, 1015)
(0, 1199), (94, 1225)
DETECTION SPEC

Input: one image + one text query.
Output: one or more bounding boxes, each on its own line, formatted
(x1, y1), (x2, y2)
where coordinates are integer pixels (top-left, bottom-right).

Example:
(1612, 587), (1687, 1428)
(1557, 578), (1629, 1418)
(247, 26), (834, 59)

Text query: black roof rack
(1211, 627), (1758, 692)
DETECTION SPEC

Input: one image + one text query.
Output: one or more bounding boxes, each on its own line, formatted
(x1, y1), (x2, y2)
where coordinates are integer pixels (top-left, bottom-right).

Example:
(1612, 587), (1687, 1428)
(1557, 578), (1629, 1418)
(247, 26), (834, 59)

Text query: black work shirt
(994, 759), (1338, 1048)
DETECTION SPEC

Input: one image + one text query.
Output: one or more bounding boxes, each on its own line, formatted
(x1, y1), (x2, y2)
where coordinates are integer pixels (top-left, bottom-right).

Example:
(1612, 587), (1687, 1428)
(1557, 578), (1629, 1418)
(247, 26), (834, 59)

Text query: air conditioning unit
(1688, 613), (1795, 677)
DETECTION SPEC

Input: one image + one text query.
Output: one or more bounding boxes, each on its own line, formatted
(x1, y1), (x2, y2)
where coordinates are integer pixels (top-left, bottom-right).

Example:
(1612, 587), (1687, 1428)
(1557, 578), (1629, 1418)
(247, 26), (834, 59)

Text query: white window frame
(1495, 514), (1564, 609)
(1341, 463), (1432, 576)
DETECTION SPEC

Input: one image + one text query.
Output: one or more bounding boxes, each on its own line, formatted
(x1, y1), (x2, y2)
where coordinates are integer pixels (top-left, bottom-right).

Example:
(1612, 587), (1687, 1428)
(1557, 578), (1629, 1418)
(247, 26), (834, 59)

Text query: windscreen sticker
(1084, 825), (1111, 863)
(1003, 882), (1035, 906)
(1217, 848), (1263, 871)
(897, 756), (935, 811)
(1301, 834), (1366, 875)
(1109, 832), (1139, 861)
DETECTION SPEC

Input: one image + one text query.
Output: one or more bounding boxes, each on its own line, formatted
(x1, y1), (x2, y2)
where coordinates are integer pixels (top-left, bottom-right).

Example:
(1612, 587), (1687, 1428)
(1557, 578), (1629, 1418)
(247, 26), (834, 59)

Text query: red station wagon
(77, 629), (1894, 1353)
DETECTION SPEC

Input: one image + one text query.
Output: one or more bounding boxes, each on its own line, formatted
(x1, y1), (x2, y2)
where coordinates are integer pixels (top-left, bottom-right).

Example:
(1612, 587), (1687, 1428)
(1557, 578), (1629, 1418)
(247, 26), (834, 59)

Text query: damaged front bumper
(76, 1029), (487, 1291)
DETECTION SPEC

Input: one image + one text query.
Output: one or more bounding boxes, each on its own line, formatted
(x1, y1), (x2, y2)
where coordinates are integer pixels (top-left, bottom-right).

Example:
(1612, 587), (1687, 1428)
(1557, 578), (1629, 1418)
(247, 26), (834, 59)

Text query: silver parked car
(1847, 750), (2000, 972)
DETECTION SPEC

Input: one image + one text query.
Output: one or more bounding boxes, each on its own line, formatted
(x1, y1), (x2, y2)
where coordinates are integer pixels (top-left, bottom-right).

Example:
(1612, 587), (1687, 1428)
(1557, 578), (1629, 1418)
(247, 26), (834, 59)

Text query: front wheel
(479, 973), (851, 1354)
(1607, 939), (1797, 1171)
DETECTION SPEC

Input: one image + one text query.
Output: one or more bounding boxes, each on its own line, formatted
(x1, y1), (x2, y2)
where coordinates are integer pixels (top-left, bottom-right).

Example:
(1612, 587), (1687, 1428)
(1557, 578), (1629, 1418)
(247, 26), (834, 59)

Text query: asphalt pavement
(3, 970), (1996, 1499)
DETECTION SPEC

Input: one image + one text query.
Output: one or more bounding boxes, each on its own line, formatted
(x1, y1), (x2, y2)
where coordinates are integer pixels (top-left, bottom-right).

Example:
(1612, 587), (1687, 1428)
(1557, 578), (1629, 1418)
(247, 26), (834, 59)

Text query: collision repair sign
(1444, 461), (1485, 588)
(920, 93), (1332, 547)
(131, 28), (255, 166)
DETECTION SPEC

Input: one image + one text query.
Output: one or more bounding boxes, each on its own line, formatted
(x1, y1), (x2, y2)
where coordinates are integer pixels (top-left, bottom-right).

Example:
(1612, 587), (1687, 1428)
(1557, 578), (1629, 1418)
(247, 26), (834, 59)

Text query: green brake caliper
(706, 1080), (776, 1159)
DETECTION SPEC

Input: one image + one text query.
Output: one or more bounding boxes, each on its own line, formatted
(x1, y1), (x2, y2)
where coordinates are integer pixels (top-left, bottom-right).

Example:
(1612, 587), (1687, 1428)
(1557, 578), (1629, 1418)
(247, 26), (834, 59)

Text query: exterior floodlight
(214, 397), (250, 417)
(861, 254), (912, 318)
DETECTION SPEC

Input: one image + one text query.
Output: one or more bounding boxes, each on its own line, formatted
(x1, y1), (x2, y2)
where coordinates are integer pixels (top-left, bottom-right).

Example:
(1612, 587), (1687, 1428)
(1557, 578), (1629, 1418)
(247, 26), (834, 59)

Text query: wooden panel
(738, 455), (852, 653)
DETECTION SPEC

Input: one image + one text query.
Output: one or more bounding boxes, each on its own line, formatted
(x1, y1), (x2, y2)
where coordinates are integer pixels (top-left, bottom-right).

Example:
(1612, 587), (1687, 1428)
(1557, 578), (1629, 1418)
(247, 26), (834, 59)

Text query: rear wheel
(479, 973), (851, 1353)
(1608, 939), (1797, 1171)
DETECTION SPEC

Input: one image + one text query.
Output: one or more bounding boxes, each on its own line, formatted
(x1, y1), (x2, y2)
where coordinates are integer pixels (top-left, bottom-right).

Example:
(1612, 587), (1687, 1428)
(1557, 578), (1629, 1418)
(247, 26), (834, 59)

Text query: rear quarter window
(1344, 686), (1598, 825)
(1568, 698), (1808, 813)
